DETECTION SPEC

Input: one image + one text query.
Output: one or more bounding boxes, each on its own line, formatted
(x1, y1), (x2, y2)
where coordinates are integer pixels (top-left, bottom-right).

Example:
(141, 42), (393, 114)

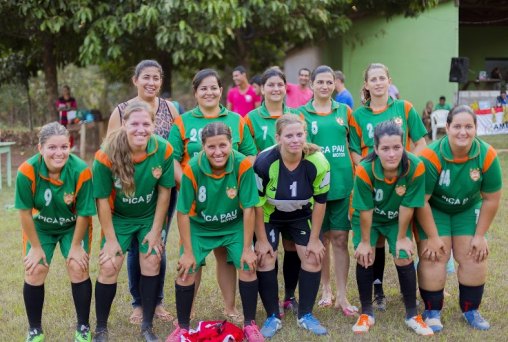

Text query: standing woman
(349, 63), (428, 310)
(416, 105), (502, 332)
(107, 59), (179, 324)
(93, 101), (174, 341)
(351, 120), (433, 336)
(254, 115), (330, 338)
(16, 122), (95, 342)
(299, 65), (357, 315)
(169, 68), (257, 322)
(166, 122), (263, 342)
(55, 85), (78, 146)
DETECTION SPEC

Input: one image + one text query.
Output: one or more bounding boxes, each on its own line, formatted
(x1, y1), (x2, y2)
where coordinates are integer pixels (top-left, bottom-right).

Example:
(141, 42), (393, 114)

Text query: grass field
(0, 138), (507, 341)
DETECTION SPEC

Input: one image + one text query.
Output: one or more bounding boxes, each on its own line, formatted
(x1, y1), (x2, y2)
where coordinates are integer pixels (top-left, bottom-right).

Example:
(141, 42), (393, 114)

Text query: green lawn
(0, 152), (507, 341)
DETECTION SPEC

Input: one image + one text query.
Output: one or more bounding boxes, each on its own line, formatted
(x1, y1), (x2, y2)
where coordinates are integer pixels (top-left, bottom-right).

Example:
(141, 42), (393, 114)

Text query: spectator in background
(334, 70), (354, 109)
(55, 85), (78, 146)
(250, 75), (262, 98)
(388, 84), (400, 100)
(227, 66), (262, 116)
(490, 67), (502, 79)
(421, 100), (433, 134)
(286, 68), (313, 108)
(434, 96), (451, 111)
(496, 90), (507, 106)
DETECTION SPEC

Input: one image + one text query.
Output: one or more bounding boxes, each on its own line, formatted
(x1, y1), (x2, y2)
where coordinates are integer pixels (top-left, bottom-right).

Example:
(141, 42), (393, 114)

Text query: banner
(475, 108), (508, 136)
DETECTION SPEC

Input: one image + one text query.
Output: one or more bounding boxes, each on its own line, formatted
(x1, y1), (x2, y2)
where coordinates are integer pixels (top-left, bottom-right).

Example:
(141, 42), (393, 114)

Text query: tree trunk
(24, 78), (33, 131)
(42, 36), (58, 122)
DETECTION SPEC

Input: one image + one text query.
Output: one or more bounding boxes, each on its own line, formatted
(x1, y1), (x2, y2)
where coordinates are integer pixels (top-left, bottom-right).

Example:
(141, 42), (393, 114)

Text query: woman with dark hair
(350, 63), (428, 311)
(166, 122), (263, 342)
(299, 65), (357, 316)
(107, 59), (179, 324)
(416, 105), (502, 332)
(16, 122), (95, 342)
(254, 115), (330, 338)
(351, 120), (433, 336)
(93, 101), (174, 342)
(169, 68), (258, 323)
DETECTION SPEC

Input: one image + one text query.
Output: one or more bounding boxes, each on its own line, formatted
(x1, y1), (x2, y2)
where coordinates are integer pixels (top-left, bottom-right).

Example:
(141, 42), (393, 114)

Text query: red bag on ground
(181, 320), (244, 342)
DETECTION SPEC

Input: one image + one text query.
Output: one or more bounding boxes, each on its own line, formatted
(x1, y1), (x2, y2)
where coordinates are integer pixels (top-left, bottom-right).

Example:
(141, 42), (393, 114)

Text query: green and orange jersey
(300, 99), (354, 200)
(350, 98), (427, 157)
(419, 136), (502, 214)
(15, 153), (96, 232)
(351, 152), (425, 226)
(169, 105), (257, 168)
(92, 134), (174, 227)
(244, 101), (302, 152)
(177, 149), (259, 236)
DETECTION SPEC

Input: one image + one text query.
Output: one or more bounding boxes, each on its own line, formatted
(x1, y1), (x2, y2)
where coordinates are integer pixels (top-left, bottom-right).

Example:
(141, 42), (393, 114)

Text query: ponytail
(104, 129), (136, 197)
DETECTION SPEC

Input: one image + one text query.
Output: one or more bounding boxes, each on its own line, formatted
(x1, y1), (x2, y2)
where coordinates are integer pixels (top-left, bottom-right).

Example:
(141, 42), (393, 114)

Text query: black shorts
(265, 220), (311, 251)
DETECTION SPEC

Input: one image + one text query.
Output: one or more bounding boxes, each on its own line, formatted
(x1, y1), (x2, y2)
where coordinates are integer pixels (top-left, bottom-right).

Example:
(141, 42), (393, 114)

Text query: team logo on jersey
(336, 117), (344, 126)
(395, 184), (406, 196)
(226, 186), (237, 199)
(63, 192), (75, 205)
(394, 117), (403, 127)
(470, 168), (480, 181)
(152, 166), (162, 179)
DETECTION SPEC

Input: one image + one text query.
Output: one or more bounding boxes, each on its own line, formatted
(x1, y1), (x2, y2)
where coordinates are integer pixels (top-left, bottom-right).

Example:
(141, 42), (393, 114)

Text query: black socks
(356, 263), (374, 316)
(140, 274), (159, 330)
(459, 283), (484, 313)
(298, 269), (321, 319)
(239, 279), (259, 325)
(283, 251), (300, 300)
(95, 281), (117, 331)
(419, 288), (444, 311)
(175, 283), (195, 329)
(373, 246), (385, 296)
(396, 262), (417, 319)
(257, 269), (280, 318)
(23, 282), (44, 330)
(71, 278), (92, 327)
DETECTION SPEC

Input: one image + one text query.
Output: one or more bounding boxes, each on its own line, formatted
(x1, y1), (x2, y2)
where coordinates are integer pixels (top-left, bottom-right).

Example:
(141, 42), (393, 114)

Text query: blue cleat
(260, 314), (282, 338)
(422, 310), (443, 332)
(297, 313), (328, 335)
(463, 310), (490, 330)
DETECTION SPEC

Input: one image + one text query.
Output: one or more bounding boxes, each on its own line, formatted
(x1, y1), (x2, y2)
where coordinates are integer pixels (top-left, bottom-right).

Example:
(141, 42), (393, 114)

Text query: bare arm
(106, 108), (122, 135)
(143, 186), (171, 256)
(412, 137), (427, 156)
(174, 159), (183, 187)
(176, 211), (195, 280)
(351, 151), (362, 166)
(67, 215), (91, 271)
(415, 195), (446, 261)
(20, 209), (48, 272)
(396, 206), (415, 258)
(469, 190), (502, 262)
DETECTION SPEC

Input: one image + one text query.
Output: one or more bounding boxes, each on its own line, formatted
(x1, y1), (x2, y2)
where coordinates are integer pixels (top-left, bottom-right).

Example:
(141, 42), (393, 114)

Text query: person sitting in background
(496, 90), (507, 106)
(421, 101), (433, 134)
(434, 96), (451, 111)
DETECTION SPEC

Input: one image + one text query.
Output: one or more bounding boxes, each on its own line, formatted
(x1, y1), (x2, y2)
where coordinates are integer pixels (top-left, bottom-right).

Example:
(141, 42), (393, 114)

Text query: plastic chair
(430, 110), (449, 140)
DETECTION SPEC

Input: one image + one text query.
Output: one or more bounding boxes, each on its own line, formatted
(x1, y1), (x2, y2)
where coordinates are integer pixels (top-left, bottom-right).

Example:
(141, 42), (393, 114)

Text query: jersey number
(261, 126), (268, 140)
(311, 121), (318, 135)
(44, 189), (52, 206)
(439, 169), (451, 187)
(366, 123), (374, 139)
(190, 128), (203, 142)
(374, 188), (383, 202)
(290, 181), (297, 197)
(269, 229), (276, 244)
(198, 186), (207, 202)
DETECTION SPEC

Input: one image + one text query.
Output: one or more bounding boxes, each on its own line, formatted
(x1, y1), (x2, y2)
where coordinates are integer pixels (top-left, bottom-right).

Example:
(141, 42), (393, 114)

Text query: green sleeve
(421, 155), (439, 195)
(352, 174), (374, 211)
(158, 145), (175, 189)
(14, 171), (34, 210)
(401, 163), (425, 208)
(92, 160), (113, 199)
(481, 156), (503, 193)
(407, 105), (428, 141)
(311, 153), (330, 203)
(176, 168), (195, 214)
(169, 121), (184, 162)
(239, 122), (258, 156)
(75, 169), (97, 217)
(239, 166), (260, 208)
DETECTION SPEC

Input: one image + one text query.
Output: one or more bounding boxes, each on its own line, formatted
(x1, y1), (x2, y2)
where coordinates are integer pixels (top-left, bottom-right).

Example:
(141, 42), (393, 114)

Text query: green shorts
(24, 219), (93, 265)
(322, 198), (351, 232)
(415, 202), (481, 240)
(352, 222), (412, 259)
(181, 221), (250, 273)
(101, 223), (155, 255)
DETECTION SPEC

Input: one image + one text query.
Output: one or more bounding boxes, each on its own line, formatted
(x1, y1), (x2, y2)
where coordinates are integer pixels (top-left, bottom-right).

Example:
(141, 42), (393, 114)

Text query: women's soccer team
(16, 60), (502, 342)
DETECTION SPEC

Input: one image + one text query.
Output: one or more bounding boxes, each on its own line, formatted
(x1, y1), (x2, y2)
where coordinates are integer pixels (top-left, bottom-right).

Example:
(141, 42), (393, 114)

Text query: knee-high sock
(298, 269), (321, 319)
(140, 274), (159, 330)
(95, 281), (117, 331)
(71, 278), (92, 327)
(396, 262), (417, 319)
(459, 283), (484, 313)
(373, 246), (385, 296)
(24, 282), (44, 331)
(283, 251), (300, 300)
(175, 283), (195, 329)
(356, 264), (374, 316)
(257, 269), (280, 318)
(239, 279), (259, 325)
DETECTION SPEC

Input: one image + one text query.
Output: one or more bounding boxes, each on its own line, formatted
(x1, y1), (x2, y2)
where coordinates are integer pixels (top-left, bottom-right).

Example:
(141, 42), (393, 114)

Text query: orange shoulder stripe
(174, 116), (186, 140)
(76, 168), (92, 196)
(403, 100), (412, 120)
(420, 148), (441, 173)
(482, 145), (498, 172)
(412, 161), (425, 180)
(18, 162), (36, 194)
(356, 165), (372, 188)
(238, 118), (245, 142)
(164, 142), (174, 160)
(95, 150), (112, 168)
(238, 158), (252, 182)
(183, 165), (197, 191)
(244, 116), (255, 137)
(349, 116), (362, 138)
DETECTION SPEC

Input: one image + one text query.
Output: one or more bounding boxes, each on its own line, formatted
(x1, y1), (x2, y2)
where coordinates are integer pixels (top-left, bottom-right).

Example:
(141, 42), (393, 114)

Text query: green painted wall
(324, 1), (458, 113)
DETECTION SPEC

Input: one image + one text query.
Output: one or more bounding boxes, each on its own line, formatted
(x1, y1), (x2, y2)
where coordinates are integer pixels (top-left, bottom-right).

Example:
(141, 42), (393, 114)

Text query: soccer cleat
(141, 327), (160, 342)
(26, 328), (45, 342)
(75, 324), (92, 342)
(373, 294), (387, 311)
(282, 297), (298, 315)
(165, 325), (188, 342)
(405, 315), (434, 336)
(243, 321), (264, 342)
(260, 314), (282, 338)
(92, 329), (108, 342)
(352, 314), (375, 334)
(463, 310), (490, 330)
(297, 313), (328, 335)
(422, 310), (443, 333)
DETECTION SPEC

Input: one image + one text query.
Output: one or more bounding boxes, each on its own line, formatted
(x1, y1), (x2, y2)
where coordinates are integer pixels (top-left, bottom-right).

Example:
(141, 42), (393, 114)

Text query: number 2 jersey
(15, 153), (96, 232)
(351, 152), (425, 226)
(253, 146), (330, 223)
(419, 136), (502, 214)
(177, 150), (259, 236)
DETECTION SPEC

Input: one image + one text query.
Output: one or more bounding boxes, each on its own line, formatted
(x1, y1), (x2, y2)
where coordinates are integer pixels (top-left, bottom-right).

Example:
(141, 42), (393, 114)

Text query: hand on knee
(25, 264), (49, 286)
(239, 269), (257, 282)
(140, 254), (161, 276)
(394, 257), (413, 267)
(67, 259), (89, 282)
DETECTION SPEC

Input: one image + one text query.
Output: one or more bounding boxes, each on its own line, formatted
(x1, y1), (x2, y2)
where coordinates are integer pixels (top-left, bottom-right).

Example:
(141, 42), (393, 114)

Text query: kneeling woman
(93, 101), (174, 342)
(351, 120), (433, 336)
(253, 115), (330, 338)
(16, 122), (96, 342)
(416, 105), (502, 332)
(167, 122), (263, 342)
